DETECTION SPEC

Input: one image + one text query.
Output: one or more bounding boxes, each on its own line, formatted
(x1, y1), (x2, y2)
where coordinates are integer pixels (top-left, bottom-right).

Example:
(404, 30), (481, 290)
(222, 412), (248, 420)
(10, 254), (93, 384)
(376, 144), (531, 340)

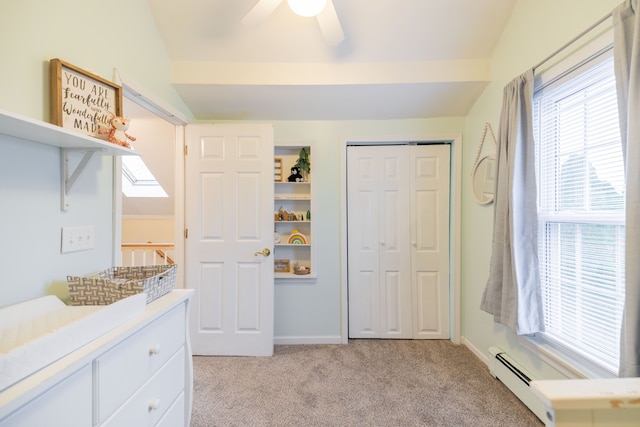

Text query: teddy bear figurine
(98, 115), (136, 148)
(287, 166), (304, 182)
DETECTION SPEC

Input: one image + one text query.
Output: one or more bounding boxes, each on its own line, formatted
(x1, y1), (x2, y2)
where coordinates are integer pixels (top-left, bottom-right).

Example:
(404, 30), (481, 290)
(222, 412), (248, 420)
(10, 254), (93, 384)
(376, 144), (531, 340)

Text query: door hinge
(184, 145), (188, 156)
(185, 228), (189, 239)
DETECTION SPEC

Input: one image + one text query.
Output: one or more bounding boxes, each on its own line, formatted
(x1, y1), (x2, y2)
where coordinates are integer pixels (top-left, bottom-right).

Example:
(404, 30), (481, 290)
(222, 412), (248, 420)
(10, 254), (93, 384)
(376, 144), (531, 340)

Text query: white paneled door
(347, 146), (412, 338)
(410, 144), (450, 339)
(185, 124), (274, 356)
(347, 144), (450, 339)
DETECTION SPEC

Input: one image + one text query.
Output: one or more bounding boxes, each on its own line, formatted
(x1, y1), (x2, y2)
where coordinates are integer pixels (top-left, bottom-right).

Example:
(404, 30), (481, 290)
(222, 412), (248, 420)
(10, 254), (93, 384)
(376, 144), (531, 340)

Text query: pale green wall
(271, 119), (464, 339)
(0, 0), (190, 120)
(462, 0), (622, 379)
(0, 0), (626, 378)
(0, 0), (189, 306)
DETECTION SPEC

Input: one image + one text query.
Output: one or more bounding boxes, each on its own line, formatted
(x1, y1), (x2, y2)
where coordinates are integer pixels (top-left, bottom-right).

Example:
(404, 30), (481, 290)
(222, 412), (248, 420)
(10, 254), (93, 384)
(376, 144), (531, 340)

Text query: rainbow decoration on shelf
(288, 230), (308, 245)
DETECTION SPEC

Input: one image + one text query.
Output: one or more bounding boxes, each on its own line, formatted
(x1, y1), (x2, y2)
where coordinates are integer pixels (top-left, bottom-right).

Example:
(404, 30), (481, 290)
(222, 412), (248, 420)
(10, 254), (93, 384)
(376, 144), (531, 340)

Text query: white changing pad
(0, 293), (146, 391)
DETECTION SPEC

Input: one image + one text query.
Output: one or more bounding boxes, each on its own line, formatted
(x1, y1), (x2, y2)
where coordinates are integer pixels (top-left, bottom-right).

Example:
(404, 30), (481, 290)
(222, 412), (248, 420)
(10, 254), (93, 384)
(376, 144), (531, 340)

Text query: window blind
(533, 53), (625, 373)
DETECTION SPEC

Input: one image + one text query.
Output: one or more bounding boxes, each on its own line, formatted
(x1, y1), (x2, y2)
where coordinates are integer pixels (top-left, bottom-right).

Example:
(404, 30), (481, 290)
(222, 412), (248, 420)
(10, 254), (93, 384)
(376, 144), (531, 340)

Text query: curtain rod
(533, 11), (613, 72)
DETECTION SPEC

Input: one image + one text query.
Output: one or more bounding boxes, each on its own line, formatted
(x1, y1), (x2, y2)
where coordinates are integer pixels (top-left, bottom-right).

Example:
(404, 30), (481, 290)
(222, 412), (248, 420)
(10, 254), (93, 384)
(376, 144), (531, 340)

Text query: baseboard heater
(489, 346), (547, 422)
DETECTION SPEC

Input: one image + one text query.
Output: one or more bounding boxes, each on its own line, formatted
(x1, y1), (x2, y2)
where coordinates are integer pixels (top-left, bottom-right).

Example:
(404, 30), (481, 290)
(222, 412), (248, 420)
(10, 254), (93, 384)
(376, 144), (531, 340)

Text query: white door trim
(339, 134), (462, 344)
(110, 69), (189, 288)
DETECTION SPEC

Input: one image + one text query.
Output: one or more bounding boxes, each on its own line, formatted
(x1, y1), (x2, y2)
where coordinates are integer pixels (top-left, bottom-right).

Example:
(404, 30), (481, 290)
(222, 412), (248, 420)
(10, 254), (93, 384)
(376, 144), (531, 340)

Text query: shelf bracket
(61, 147), (106, 211)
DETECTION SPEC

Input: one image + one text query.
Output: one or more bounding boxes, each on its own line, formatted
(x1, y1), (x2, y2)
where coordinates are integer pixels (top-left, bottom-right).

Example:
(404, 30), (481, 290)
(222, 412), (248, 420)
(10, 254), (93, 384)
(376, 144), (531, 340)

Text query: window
(121, 152), (168, 198)
(533, 51), (625, 374)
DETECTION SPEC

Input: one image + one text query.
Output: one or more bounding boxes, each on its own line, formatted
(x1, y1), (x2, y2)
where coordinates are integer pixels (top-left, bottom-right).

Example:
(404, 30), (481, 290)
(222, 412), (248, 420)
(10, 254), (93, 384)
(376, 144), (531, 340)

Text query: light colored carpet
(191, 339), (543, 427)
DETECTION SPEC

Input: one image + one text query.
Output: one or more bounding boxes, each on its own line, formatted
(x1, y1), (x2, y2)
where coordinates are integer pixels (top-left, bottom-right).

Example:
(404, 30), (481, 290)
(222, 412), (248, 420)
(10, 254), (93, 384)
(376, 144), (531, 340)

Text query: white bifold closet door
(347, 144), (450, 339)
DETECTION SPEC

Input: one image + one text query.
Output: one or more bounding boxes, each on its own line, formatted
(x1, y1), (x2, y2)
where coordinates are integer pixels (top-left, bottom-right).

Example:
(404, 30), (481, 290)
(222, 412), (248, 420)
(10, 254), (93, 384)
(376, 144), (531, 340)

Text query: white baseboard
(274, 335), (343, 345)
(462, 336), (490, 367)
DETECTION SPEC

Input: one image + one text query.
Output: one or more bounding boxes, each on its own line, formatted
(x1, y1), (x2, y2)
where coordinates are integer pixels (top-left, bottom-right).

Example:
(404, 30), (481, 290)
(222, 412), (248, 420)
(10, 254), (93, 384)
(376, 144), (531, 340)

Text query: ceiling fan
(242, 0), (345, 46)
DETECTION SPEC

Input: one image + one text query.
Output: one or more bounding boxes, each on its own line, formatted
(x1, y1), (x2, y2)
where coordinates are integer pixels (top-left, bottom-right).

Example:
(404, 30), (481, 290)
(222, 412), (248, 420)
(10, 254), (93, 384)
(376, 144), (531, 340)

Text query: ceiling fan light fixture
(287, 0), (327, 17)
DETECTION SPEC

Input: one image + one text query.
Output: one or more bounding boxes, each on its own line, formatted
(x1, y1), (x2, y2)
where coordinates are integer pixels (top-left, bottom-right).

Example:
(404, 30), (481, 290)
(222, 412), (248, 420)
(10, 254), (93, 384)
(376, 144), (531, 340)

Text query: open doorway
(110, 72), (189, 288)
(120, 98), (177, 267)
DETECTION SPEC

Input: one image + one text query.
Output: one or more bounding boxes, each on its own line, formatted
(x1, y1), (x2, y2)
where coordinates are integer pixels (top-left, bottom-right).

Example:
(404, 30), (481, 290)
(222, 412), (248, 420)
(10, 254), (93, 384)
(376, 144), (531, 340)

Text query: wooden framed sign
(274, 157), (283, 182)
(274, 259), (290, 273)
(49, 58), (122, 138)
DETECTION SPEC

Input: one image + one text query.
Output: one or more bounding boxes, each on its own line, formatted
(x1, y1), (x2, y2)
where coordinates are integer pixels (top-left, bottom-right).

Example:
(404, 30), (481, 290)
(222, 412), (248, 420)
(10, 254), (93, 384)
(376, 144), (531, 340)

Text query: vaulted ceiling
(147, 0), (517, 120)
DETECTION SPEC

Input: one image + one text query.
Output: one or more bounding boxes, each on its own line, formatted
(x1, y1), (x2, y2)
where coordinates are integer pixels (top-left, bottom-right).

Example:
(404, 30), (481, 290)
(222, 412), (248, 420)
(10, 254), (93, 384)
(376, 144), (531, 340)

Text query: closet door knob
(380, 240), (385, 246)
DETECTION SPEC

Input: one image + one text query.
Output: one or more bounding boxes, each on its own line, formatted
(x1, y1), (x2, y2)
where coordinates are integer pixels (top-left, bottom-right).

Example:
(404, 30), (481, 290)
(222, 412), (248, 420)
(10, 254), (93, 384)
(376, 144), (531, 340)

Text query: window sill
(519, 334), (618, 380)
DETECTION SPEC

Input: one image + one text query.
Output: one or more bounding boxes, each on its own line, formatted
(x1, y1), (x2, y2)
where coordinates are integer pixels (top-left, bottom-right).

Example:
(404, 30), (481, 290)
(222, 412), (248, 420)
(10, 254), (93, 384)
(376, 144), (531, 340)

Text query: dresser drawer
(0, 365), (92, 427)
(100, 347), (185, 427)
(95, 304), (185, 423)
(155, 391), (185, 427)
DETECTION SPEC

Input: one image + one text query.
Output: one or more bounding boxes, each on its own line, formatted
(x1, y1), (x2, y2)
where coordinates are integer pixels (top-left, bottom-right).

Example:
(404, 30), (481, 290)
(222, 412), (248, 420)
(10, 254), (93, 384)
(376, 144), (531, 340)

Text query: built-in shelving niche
(274, 143), (316, 280)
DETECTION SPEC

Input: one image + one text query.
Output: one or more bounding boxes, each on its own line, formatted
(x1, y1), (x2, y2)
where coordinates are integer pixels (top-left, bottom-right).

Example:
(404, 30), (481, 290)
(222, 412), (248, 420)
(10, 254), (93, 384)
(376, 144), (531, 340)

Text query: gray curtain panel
(480, 69), (544, 336)
(613, 0), (640, 378)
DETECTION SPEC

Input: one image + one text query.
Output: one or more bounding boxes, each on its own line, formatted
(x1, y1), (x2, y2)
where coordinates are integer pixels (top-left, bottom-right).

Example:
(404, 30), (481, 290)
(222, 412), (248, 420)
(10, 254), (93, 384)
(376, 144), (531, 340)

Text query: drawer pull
(148, 398), (160, 412)
(148, 344), (161, 356)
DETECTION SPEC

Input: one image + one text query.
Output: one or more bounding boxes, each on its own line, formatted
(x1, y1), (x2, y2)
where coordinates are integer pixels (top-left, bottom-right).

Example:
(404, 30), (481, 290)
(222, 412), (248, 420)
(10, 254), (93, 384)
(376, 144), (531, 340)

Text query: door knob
(255, 248), (271, 257)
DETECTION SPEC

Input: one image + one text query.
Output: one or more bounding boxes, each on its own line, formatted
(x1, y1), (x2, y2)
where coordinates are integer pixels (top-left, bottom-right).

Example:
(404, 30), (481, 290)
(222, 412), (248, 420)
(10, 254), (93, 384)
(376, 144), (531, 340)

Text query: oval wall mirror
(472, 154), (496, 205)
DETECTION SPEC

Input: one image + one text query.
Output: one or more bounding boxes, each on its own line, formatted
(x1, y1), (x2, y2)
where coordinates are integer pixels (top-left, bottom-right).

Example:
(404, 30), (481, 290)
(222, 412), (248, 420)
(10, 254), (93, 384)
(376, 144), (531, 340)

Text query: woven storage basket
(67, 265), (176, 306)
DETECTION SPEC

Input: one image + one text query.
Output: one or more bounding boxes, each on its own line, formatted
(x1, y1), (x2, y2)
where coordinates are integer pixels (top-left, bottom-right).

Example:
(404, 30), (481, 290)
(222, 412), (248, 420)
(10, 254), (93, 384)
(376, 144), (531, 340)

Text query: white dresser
(531, 377), (640, 427)
(0, 290), (194, 427)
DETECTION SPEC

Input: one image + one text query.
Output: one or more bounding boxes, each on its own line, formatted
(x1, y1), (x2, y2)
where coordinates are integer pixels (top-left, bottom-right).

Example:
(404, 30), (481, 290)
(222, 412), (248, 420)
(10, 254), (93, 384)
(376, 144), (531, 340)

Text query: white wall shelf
(275, 272), (317, 280)
(0, 108), (136, 155)
(274, 196), (311, 200)
(274, 220), (310, 223)
(0, 108), (138, 210)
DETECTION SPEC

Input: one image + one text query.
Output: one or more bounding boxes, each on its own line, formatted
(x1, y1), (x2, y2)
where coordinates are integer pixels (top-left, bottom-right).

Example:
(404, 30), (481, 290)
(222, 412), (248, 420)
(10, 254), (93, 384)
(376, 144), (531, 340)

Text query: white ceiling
(147, 0), (517, 120)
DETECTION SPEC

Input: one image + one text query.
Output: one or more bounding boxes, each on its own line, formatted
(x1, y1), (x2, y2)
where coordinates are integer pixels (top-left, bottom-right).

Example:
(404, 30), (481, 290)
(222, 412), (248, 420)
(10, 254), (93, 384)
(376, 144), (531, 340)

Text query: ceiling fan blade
(241, 0), (283, 26)
(316, 0), (344, 46)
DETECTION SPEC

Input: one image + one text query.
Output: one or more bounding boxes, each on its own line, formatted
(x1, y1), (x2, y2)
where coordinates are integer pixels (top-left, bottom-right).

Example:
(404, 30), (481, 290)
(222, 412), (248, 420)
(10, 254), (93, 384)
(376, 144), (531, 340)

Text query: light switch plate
(61, 226), (95, 253)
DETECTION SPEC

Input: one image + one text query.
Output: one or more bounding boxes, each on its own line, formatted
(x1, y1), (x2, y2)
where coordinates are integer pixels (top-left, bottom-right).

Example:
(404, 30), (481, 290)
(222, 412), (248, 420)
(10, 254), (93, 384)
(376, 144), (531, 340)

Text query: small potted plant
(294, 147), (310, 181)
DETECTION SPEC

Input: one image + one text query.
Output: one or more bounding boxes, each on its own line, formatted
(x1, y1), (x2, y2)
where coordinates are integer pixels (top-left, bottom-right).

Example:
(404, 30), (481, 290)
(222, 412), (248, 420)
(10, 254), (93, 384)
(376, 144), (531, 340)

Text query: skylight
(121, 152), (168, 198)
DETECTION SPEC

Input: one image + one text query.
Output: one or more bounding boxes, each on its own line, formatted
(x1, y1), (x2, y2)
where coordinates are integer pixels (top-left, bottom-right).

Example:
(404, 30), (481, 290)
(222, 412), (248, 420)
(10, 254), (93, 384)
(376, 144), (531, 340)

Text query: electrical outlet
(61, 226), (95, 253)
